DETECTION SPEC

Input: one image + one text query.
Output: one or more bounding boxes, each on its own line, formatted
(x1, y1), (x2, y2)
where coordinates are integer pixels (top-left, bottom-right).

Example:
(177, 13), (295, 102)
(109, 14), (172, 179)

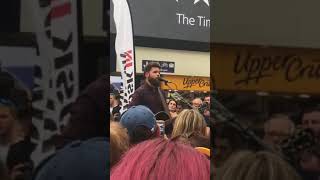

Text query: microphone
(157, 77), (171, 83)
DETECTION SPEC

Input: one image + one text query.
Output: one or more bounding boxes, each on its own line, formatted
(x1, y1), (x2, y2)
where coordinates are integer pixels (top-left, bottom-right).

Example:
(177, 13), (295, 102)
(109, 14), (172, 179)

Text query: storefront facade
(212, 44), (320, 95)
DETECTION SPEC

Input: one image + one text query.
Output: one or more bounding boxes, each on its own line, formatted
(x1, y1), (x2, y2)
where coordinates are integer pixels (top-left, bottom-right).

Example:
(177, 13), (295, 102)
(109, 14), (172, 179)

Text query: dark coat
(61, 75), (108, 142)
(128, 83), (164, 114)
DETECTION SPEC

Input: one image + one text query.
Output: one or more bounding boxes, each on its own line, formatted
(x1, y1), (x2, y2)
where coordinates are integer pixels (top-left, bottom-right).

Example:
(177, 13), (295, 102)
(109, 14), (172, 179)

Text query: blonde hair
(171, 109), (207, 138)
(216, 151), (302, 180)
(110, 121), (129, 167)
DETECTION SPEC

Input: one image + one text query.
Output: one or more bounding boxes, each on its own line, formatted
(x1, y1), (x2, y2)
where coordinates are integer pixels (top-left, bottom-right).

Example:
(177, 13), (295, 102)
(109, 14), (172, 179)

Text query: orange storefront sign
(211, 45), (320, 94)
(161, 75), (210, 91)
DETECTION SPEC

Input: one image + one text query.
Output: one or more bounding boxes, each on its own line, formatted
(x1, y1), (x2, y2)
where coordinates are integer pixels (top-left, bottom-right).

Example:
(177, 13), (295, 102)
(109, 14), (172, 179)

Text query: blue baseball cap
(34, 137), (109, 180)
(120, 105), (156, 136)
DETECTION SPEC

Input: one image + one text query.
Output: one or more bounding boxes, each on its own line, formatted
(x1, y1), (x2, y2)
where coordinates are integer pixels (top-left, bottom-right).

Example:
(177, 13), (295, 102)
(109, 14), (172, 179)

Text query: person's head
(110, 93), (116, 106)
(299, 146), (320, 173)
(192, 98), (203, 109)
(110, 121), (129, 167)
(204, 95), (210, 105)
(111, 138), (210, 180)
(167, 99), (177, 112)
(216, 150), (302, 180)
(66, 75), (108, 138)
(302, 107), (320, 139)
(263, 114), (295, 148)
(176, 103), (183, 114)
(213, 122), (248, 167)
(120, 105), (160, 145)
(171, 109), (207, 138)
(0, 98), (18, 140)
(204, 109), (210, 118)
(34, 138), (109, 180)
(144, 63), (161, 87)
(177, 132), (210, 149)
(0, 70), (32, 138)
(281, 128), (320, 173)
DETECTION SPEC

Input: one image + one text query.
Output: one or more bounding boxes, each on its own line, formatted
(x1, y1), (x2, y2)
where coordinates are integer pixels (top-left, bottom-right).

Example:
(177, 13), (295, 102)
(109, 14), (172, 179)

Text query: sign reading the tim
(110, 0), (211, 43)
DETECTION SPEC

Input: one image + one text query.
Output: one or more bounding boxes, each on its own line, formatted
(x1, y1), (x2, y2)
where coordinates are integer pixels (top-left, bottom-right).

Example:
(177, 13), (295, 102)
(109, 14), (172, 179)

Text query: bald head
(192, 98), (203, 109)
(264, 114), (295, 147)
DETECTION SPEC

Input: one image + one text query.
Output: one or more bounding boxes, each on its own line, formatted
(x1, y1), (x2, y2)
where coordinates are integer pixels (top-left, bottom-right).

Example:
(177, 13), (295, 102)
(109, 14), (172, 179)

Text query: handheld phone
(156, 120), (165, 135)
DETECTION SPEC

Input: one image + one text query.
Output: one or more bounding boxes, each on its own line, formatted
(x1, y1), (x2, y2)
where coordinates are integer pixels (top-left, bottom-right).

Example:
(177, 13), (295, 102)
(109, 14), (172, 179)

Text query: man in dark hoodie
(30, 76), (109, 180)
(60, 75), (108, 143)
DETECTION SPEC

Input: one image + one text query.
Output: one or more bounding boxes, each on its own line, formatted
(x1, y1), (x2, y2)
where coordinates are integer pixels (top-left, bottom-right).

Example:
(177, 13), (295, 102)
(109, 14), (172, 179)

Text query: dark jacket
(128, 83), (164, 114)
(61, 75), (108, 143)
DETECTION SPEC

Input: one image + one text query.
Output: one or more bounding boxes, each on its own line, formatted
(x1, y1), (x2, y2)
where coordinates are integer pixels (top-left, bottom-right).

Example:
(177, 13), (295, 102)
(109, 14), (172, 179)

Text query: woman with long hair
(167, 99), (178, 118)
(172, 109), (208, 136)
(110, 121), (129, 167)
(216, 150), (302, 180)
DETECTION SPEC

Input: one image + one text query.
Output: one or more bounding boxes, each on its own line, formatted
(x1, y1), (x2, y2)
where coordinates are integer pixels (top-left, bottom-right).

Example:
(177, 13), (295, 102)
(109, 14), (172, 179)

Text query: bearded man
(128, 63), (164, 114)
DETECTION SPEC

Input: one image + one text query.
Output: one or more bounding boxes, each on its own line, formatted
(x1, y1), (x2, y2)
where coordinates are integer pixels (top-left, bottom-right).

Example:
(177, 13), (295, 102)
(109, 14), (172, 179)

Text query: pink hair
(111, 138), (210, 180)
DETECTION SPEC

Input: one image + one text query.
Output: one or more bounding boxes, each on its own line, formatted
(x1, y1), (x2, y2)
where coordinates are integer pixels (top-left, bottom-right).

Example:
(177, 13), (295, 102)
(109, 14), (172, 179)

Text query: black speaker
(0, 0), (21, 33)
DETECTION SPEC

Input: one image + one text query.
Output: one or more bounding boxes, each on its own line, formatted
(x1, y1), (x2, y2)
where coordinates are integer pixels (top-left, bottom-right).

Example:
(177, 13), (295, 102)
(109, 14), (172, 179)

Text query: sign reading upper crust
(212, 45), (320, 94)
(161, 75), (210, 91)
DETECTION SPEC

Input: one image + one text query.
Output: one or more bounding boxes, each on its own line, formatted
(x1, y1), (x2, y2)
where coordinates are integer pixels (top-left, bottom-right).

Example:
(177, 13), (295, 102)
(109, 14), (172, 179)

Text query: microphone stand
(162, 81), (194, 108)
(163, 81), (178, 90)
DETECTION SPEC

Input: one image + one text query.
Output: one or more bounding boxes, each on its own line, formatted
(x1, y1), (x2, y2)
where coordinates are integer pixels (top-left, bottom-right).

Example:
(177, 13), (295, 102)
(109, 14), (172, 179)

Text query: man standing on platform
(128, 63), (164, 114)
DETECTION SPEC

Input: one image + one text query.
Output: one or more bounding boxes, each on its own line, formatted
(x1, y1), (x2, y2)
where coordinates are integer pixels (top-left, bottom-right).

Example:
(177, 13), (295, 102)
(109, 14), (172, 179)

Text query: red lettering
(124, 62), (132, 69)
(50, 2), (71, 19)
(125, 51), (132, 60)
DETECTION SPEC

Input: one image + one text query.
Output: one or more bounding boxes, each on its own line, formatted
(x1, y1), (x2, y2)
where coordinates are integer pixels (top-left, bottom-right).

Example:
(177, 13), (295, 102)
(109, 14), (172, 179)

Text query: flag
(29, 0), (79, 166)
(112, 0), (136, 113)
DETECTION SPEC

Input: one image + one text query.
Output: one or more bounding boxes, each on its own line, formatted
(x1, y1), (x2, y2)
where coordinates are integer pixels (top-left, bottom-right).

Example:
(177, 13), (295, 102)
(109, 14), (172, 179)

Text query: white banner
(30, 0), (79, 166)
(112, 0), (136, 113)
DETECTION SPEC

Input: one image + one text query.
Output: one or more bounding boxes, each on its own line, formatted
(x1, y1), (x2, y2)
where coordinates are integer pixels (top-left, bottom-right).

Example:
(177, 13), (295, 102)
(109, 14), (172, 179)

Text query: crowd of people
(1, 59), (319, 180)
(109, 105), (212, 179)
(0, 71), (109, 180)
(110, 95), (320, 180)
(110, 63), (212, 179)
(213, 104), (320, 180)
(109, 63), (320, 180)
(110, 89), (211, 123)
(0, 70), (33, 180)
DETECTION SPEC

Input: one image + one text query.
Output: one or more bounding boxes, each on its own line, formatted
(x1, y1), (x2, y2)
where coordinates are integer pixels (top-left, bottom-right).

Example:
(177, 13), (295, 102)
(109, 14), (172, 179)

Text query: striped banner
(112, 0), (136, 113)
(30, 0), (79, 166)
